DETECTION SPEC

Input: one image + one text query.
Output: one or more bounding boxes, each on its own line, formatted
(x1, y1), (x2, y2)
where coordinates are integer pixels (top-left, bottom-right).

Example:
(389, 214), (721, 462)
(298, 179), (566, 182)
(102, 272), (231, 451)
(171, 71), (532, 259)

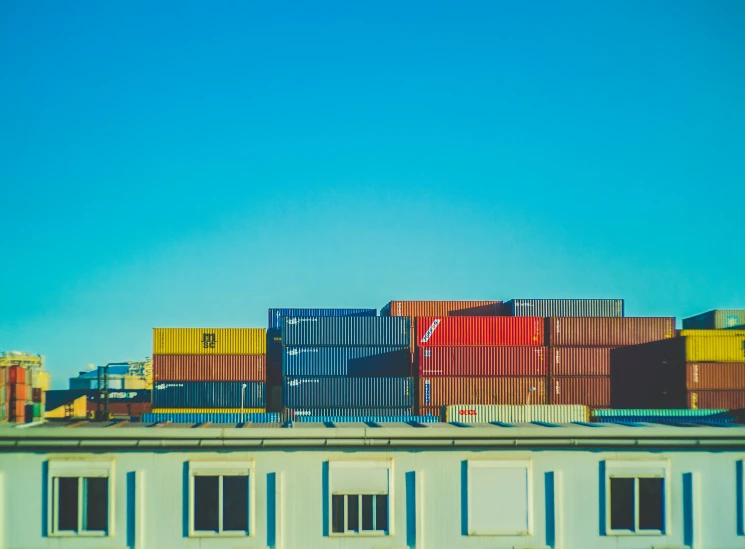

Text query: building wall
(0, 446), (743, 549)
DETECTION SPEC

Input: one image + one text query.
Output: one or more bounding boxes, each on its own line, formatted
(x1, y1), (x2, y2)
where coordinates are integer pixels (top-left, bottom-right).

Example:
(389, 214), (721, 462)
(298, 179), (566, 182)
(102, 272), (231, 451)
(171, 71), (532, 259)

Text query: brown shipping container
(418, 346), (548, 376)
(418, 377), (547, 407)
(86, 401), (152, 417)
(687, 390), (745, 410)
(153, 355), (266, 382)
(418, 406), (443, 419)
(686, 363), (745, 390)
(550, 347), (613, 376)
(550, 376), (610, 407)
(547, 317), (675, 347)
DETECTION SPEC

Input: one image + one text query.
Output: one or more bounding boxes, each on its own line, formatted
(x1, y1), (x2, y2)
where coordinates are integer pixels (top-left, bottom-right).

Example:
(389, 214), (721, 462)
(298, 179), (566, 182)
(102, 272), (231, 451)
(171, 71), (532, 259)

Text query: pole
(241, 383), (247, 424)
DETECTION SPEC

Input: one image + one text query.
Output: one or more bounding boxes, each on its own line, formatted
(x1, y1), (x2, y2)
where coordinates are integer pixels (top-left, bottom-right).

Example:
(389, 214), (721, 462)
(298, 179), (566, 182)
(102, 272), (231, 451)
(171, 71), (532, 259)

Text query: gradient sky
(1, 1), (743, 387)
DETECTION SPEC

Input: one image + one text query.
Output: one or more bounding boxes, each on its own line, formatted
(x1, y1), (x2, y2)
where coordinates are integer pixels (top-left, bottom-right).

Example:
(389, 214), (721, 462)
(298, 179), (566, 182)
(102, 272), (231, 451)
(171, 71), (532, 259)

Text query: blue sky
(1, 1), (743, 387)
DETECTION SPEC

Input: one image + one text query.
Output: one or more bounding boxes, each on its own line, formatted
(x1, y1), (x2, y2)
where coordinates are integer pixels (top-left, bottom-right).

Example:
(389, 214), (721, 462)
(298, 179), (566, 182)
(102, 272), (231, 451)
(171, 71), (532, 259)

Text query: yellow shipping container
(36, 372), (51, 391)
(680, 330), (745, 337)
(152, 408), (266, 414)
(685, 335), (745, 362)
(153, 328), (266, 355)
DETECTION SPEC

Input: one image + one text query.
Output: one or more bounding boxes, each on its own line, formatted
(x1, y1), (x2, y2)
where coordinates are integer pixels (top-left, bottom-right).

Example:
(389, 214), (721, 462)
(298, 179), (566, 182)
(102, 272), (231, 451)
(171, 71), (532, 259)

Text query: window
(47, 460), (114, 537)
(605, 460), (669, 535)
(466, 460), (532, 536)
(189, 461), (253, 536)
(329, 460), (391, 535)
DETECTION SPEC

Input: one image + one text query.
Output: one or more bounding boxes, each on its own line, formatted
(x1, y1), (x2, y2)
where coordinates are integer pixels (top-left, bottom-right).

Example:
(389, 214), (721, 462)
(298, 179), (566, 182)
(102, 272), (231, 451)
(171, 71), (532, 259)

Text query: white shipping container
(446, 404), (589, 423)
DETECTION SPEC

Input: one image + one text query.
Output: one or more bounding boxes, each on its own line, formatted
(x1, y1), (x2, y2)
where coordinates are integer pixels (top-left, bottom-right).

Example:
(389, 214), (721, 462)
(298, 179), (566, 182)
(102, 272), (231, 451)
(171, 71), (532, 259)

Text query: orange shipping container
(153, 355), (266, 382)
(9, 400), (26, 421)
(550, 376), (610, 407)
(418, 377), (547, 407)
(10, 383), (28, 401)
(547, 317), (675, 347)
(549, 347), (613, 376)
(688, 390), (745, 410)
(686, 363), (745, 390)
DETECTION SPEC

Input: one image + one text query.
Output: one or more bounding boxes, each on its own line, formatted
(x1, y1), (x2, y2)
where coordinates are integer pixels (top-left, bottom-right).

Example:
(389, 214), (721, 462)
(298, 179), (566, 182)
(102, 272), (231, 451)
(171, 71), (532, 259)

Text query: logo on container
(287, 379), (320, 387)
(424, 379), (431, 404)
(290, 409), (312, 416)
(106, 391), (138, 399)
(420, 319), (441, 343)
(692, 364), (699, 384)
(554, 380), (560, 395)
(725, 315), (738, 327)
(286, 348), (318, 356)
(459, 409), (477, 416)
(424, 350), (431, 358)
(202, 333), (216, 349)
(155, 383), (184, 390)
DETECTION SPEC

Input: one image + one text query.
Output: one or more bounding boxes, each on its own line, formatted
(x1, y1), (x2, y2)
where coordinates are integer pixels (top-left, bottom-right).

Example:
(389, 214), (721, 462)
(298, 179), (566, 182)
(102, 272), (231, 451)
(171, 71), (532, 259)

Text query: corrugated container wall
(682, 309), (745, 330)
(282, 377), (414, 408)
(505, 299), (624, 317)
(294, 415), (440, 423)
(592, 408), (730, 418)
(285, 407), (413, 419)
(549, 376), (611, 407)
(267, 308), (377, 330)
(679, 329), (745, 337)
(688, 391), (745, 410)
(417, 346), (548, 376)
(546, 317), (675, 347)
(380, 300), (503, 318)
(683, 335), (745, 362)
(143, 412), (281, 424)
(446, 404), (589, 423)
(153, 355), (266, 382)
(153, 328), (266, 355)
(152, 381), (265, 408)
(549, 347), (612, 376)
(282, 346), (410, 376)
(282, 317), (410, 347)
(418, 377), (548, 407)
(686, 363), (745, 389)
(416, 317), (543, 347)
(153, 408), (266, 414)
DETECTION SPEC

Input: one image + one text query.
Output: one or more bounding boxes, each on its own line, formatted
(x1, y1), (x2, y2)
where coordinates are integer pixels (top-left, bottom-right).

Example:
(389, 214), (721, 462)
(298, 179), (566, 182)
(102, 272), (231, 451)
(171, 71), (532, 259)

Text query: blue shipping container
(46, 390), (151, 410)
(282, 316), (410, 347)
(294, 415), (440, 423)
(143, 412), (280, 424)
(285, 407), (413, 419)
(152, 382), (265, 408)
(268, 308), (377, 330)
(282, 346), (410, 376)
(593, 416), (735, 425)
(283, 377), (415, 408)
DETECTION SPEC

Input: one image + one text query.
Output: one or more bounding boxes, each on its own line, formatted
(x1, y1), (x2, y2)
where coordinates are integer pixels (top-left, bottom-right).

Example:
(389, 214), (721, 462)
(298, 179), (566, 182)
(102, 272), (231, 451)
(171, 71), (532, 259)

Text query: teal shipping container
(282, 316), (410, 347)
(683, 309), (745, 330)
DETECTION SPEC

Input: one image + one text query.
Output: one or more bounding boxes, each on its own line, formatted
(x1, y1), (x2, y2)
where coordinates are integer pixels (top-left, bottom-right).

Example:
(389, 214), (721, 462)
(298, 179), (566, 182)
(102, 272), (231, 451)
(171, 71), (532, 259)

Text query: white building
(0, 421), (744, 549)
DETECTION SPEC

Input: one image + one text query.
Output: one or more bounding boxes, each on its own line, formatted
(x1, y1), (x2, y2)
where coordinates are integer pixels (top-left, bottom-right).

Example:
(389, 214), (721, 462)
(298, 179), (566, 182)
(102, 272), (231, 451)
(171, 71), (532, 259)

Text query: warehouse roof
(1, 420), (743, 449)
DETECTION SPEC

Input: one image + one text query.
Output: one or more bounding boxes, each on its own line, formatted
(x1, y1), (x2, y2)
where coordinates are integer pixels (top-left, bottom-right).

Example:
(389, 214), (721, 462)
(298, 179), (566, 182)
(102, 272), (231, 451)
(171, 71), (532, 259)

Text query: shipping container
(592, 408), (730, 418)
(268, 308), (377, 330)
(282, 377), (414, 408)
(143, 412), (281, 424)
(282, 346), (410, 376)
(381, 300), (503, 318)
(266, 328), (283, 385)
(10, 383), (28, 401)
(505, 299), (624, 318)
(36, 371), (51, 391)
(549, 347), (613, 376)
(152, 408), (265, 413)
(446, 404), (590, 423)
(7, 366), (24, 384)
(418, 406), (443, 418)
(85, 401), (152, 417)
(680, 329), (745, 337)
(417, 346), (548, 376)
(32, 388), (42, 403)
(549, 377), (610, 407)
(293, 415), (440, 423)
(152, 381), (265, 408)
(153, 328), (266, 355)
(153, 354), (266, 382)
(45, 390), (151, 410)
(688, 390), (745, 410)
(285, 407), (413, 419)
(418, 377), (548, 407)
(282, 317), (410, 347)
(416, 316), (544, 347)
(686, 363), (745, 390)
(546, 317), (675, 347)
(9, 400), (25, 421)
(682, 309), (745, 330)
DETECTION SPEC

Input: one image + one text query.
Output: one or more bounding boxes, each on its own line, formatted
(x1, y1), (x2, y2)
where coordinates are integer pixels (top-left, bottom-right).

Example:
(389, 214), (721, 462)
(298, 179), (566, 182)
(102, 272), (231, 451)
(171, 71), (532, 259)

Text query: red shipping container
(686, 363), (745, 390)
(418, 377), (547, 407)
(32, 388), (42, 403)
(8, 365), (24, 384)
(86, 401), (152, 417)
(547, 317), (675, 347)
(153, 355), (266, 382)
(688, 390), (745, 410)
(418, 346), (548, 376)
(10, 383), (28, 401)
(550, 347), (613, 376)
(549, 376), (610, 407)
(416, 316), (544, 347)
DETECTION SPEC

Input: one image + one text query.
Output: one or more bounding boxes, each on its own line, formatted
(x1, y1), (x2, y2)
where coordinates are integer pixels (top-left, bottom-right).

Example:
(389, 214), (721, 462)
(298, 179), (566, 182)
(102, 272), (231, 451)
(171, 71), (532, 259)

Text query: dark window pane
(361, 495), (374, 530)
(194, 476), (219, 531)
(331, 495), (344, 533)
(375, 494), (388, 531)
(84, 478), (108, 531)
(58, 477), (79, 531)
(639, 478), (664, 531)
(347, 494), (359, 532)
(223, 476), (248, 531)
(610, 478), (634, 530)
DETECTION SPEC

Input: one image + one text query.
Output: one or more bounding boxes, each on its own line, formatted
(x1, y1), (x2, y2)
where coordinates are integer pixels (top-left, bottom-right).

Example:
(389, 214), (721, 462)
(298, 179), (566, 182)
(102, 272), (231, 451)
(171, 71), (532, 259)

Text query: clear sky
(1, 1), (743, 387)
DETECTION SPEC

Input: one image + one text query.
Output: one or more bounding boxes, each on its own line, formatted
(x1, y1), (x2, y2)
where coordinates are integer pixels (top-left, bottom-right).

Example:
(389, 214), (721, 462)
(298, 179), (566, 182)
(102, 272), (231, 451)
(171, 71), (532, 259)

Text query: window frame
(604, 459), (670, 536)
(47, 460), (115, 538)
(466, 459), (534, 536)
(328, 460), (393, 537)
(188, 460), (254, 538)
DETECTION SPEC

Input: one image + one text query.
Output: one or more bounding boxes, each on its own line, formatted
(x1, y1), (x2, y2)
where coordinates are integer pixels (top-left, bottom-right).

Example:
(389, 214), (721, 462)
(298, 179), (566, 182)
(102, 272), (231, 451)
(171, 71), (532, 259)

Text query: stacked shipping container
(152, 328), (268, 420)
(3, 364), (45, 423)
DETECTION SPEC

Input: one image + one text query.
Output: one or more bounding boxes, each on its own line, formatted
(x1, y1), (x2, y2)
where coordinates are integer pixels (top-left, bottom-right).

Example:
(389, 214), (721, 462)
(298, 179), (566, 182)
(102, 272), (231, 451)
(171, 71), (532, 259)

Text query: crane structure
(0, 351), (44, 371)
